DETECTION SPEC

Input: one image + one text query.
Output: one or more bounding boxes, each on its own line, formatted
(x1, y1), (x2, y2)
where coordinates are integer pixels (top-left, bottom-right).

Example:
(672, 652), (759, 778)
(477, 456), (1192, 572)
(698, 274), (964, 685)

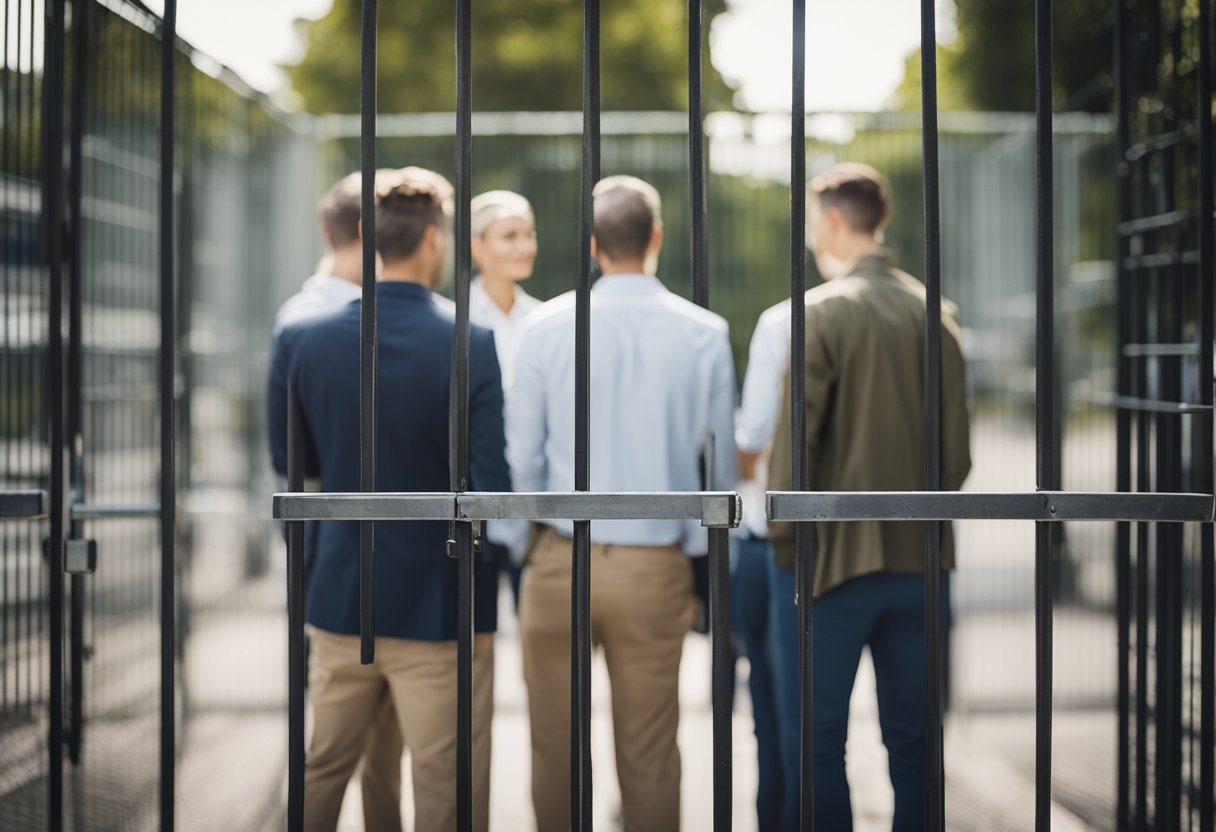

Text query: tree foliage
(285, 0), (735, 113)
(891, 0), (1114, 112)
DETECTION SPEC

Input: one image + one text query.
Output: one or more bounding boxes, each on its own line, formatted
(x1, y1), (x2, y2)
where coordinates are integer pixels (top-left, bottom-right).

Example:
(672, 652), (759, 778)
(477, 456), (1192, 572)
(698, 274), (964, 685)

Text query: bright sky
(142, 0), (957, 112)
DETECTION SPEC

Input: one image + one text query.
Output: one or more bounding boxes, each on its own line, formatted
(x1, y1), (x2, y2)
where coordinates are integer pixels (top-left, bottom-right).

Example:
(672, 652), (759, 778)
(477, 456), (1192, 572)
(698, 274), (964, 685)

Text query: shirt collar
(592, 273), (666, 294)
(471, 277), (537, 317)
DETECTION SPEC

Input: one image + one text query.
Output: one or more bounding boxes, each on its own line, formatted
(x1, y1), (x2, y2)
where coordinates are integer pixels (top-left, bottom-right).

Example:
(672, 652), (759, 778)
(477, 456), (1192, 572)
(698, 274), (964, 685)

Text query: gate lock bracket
(64, 539), (97, 575)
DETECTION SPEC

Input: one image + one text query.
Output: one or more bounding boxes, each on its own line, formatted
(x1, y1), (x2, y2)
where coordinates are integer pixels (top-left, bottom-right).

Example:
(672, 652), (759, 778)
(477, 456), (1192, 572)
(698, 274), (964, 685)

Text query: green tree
(891, 0), (1114, 112)
(285, 0), (735, 113)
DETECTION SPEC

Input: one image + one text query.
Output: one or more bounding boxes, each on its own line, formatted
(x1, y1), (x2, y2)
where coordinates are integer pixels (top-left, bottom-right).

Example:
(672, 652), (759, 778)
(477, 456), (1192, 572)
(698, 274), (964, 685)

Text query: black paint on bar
(1033, 0), (1054, 826)
(689, 0), (708, 310)
(159, 1), (179, 828)
(287, 391), (307, 832)
(66, 0), (88, 769)
(919, 0), (945, 822)
(453, 0), (474, 826)
(1112, 0), (1132, 823)
(789, 0), (814, 828)
(43, 0), (67, 826)
(687, 2), (729, 822)
(709, 527), (732, 829)
(359, 0), (377, 666)
(1135, 416), (1150, 830)
(573, 0), (600, 827)
(1196, 0), (1215, 826)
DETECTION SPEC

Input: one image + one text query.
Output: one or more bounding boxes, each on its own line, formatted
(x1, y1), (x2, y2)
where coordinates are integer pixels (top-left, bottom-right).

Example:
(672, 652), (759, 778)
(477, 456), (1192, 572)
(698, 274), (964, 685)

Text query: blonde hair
(471, 190), (534, 238)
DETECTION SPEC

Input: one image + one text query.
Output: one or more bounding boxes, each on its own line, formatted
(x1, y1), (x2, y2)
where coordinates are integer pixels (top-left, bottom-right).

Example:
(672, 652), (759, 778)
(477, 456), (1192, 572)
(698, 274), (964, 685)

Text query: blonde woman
(470, 190), (541, 605)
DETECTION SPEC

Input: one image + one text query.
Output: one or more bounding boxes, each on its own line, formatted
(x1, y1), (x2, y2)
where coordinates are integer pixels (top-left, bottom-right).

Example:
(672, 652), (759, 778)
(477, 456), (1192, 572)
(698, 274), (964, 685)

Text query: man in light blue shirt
(508, 175), (737, 830)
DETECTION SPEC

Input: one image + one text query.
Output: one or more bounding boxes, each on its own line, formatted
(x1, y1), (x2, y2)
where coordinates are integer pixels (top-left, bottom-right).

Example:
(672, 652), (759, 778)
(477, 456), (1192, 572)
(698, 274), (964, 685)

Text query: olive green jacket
(767, 253), (972, 595)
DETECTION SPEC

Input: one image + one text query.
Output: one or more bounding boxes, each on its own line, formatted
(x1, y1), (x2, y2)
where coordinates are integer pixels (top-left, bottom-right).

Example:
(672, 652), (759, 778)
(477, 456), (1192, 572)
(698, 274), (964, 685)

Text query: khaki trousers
(304, 627), (494, 832)
(358, 690), (405, 832)
(519, 528), (697, 832)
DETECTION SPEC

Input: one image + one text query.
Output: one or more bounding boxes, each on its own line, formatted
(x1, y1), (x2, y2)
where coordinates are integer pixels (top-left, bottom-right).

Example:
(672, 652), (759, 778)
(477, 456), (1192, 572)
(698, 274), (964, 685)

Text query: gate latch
(64, 539), (97, 575)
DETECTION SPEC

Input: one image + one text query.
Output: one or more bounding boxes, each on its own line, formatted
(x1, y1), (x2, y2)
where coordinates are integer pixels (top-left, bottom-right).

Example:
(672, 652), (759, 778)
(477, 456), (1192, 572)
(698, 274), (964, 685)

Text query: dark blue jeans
(732, 536), (783, 832)
(768, 563), (951, 832)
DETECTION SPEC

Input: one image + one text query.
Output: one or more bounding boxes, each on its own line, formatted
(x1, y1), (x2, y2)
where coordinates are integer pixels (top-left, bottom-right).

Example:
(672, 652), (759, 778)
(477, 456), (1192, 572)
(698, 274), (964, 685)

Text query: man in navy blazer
(268, 167), (508, 832)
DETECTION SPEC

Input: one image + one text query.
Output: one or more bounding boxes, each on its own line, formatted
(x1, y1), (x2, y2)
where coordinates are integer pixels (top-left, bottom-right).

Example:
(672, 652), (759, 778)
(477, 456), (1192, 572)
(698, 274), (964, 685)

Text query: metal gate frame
(270, 4), (1215, 832)
(27, 0), (179, 830)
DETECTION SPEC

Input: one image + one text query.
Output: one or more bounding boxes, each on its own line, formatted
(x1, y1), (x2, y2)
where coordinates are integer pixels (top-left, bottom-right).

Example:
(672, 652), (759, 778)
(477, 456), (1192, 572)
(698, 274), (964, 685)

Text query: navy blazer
(268, 281), (509, 640)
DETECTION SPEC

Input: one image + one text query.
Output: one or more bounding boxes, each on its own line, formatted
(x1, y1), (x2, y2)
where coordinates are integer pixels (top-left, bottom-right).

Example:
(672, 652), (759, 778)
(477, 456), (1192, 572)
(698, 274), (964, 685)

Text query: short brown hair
(374, 167), (454, 264)
(808, 163), (892, 234)
(592, 175), (662, 261)
(317, 172), (362, 249)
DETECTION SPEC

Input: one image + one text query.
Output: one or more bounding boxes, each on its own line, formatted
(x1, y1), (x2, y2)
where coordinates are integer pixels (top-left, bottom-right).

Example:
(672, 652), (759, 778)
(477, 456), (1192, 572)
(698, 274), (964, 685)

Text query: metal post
(43, 0), (67, 827)
(573, 0), (600, 827)
(789, 0), (814, 828)
(687, 1), (730, 824)
(919, 0), (945, 825)
(453, 0), (474, 825)
(1195, 0), (1214, 827)
(358, 0), (378, 666)
(1112, 0), (1133, 826)
(65, 0), (88, 769)
(159, 2), (179, 829)
(1033, 0), (1055, 826)
(286, 391), (307, 832)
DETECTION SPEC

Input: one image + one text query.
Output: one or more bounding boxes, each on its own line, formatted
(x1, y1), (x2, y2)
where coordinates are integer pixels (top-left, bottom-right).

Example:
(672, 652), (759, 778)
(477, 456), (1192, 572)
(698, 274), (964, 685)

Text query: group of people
(267, 161), (971, 832)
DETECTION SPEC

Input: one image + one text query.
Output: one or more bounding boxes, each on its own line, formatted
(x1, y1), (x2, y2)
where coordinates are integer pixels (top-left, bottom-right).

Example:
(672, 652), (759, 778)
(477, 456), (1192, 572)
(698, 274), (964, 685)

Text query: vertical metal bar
(1195, 0), (1214, 826)
(453, 0), (474, 826)
(1034, 0), (1055, 827)
(688, 1), (729, 824)
(689, 0), (708, 310)
(358, 0), (377, 666)
(65, 0), (88, 768)
(286, 390), (306, 832)
(43, 0), (67, 827)
(572, 0), (599, 827)
(1112, 0), (1133, 826)
(159, 3), (178, 829)
(789, 0), (814, 828)
(1136, 418), (1151, 831)
(919, 0), (945, 825)
(709, 527), (732, 830)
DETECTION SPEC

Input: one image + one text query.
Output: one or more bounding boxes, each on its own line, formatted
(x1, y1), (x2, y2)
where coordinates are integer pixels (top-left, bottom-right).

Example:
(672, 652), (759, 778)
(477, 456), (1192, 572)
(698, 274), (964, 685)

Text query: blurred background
(1, 0), (1209, 829)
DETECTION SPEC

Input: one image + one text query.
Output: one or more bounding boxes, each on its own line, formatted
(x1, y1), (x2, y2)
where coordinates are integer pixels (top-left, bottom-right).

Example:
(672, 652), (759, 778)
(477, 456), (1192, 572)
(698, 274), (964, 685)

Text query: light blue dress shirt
(507, 273), (739, 557)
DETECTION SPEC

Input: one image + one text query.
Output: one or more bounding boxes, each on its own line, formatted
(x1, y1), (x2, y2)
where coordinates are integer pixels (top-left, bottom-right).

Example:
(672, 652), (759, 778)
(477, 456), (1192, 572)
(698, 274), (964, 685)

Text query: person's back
(766, 163), (970, 832)
(282, 287), (504, 636)
(271, 167), (505, 832)
(512, 279), (737, 545)
(509, 176), (737, 832)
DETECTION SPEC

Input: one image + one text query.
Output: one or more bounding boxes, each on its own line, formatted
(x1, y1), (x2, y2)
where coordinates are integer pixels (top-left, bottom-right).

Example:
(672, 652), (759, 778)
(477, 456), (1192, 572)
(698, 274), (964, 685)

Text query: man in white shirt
(267, 171), (404, 832)
(733, 296), (797, 832)
(508, 176), (738, 831)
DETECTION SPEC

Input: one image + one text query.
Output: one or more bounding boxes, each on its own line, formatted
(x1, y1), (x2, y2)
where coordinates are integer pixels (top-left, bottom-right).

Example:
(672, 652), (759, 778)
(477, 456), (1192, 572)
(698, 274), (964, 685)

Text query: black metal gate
(273, 1), (1214, 832)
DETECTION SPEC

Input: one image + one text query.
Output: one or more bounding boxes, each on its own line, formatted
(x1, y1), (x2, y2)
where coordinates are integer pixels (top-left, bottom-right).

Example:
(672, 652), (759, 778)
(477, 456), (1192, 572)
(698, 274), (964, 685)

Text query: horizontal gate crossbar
(70, 502), (161, 520)
(273, 491), (743, 528)
(766, 491), (1214, 523)
(1123, 343), (1200, 358)
(0, 490), (49, 520)
(1088, 393), (1212, 414)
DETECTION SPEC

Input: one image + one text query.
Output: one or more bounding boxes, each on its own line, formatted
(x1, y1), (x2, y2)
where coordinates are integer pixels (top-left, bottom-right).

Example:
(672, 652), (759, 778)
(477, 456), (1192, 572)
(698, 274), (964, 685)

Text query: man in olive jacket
(767, 163), (971, 832)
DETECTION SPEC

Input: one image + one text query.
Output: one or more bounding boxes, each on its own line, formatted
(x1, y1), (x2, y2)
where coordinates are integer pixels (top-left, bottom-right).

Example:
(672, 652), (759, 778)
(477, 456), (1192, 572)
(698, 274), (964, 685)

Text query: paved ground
(171, 573), (1114, 832)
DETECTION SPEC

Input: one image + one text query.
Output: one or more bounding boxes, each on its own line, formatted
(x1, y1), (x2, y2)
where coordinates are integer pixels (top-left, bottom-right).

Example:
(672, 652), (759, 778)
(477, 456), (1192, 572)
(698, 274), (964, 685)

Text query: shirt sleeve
(709, 329), (740, 489)
(498, 324), (549, 560)
(735, 305), (790, 453)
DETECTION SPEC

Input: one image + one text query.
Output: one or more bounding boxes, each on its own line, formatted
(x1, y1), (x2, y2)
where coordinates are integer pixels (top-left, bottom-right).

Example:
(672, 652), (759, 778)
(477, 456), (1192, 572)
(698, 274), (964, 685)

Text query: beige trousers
(519, 527), (697, 832)
(358, 690), (405, 832)
(303, 627), (494, 832)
